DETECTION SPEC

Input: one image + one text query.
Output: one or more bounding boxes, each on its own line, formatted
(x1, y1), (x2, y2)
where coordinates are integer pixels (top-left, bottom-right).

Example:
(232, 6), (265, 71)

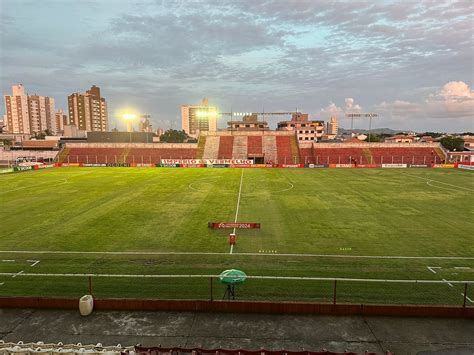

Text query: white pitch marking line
(454, 267), (471, 270)
(465, 296), (474, 303)
(12, 270), (24, 278)
(405, 173), (474, 192)
(426, 180), (458, 192)
(230, 168), (244, 255)
(442, 278), (454, 287)
(0, 250), (473, 260)
(427, 266), (442, 274)
(0, 282), (4, 286)
(1, 260), (15, 262)
(27, 260), (40, 267)
(0, 272), (472, 284)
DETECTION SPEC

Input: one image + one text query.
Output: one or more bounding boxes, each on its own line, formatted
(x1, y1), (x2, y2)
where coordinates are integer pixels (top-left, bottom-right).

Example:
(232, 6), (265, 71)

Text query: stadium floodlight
(122, 113), (137, 134)
(196, 111), (217, 118)
(122, 113), (137, 120)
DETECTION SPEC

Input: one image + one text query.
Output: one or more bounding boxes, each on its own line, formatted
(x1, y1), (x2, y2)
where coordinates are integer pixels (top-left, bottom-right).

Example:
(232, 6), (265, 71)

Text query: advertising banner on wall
(279, 164), (304, 168)
(381, 164), (407, 168)
(61, 163), (81, 167)
(132, 163), (154, 167)
(408, 164), (430, 168)
(158, 163), (180, 167)
(458, 164), (474, 170)
(33, 164), (55, 170)
(307, 164), (327, 168)
(208, 222), (261, 229)
(355, 164), (379, 168)
(13, 166), (33, 171)
(329, 164), (355, 168)
(161, 159), (253, 165)
(0, 168), (14, 174)
(432, 164), (455, 168)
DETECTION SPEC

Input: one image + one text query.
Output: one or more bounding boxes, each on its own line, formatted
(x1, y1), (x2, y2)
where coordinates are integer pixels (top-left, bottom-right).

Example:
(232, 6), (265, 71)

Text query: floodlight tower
(122, 113), (137, 133)
(345, 113), (379, 141)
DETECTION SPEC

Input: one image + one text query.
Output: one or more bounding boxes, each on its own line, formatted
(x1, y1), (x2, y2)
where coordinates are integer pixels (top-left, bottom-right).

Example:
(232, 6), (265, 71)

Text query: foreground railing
(0, 273), (472, 307)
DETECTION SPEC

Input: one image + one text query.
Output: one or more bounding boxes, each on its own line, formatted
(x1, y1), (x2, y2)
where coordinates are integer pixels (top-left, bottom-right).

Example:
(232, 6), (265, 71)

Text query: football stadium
(1, 133), (473, 309)
(2, 0), (474, 352)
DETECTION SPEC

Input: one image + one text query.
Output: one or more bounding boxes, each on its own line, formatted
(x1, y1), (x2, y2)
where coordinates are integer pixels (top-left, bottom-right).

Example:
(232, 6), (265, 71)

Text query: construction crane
(219, 112), (298, 116)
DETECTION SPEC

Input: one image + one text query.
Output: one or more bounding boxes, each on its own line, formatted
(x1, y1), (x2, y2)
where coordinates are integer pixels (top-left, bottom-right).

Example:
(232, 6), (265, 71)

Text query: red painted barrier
(0, 297), (472, 318)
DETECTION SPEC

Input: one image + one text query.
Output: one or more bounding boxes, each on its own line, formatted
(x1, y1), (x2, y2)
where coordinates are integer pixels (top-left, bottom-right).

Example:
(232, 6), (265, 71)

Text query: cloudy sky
(1, 0), (473, 132)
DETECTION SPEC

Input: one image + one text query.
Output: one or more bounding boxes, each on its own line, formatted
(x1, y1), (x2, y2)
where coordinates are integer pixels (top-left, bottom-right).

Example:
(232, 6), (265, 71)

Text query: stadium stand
(0, 341), (133, 355)
(232, 136), (248, 159)
(135, 346), (393, 355)
(313, 147), (367, 165)
(202, 136), (220, 159)
(61, 144), (198, 164)
(369, 147), (443, 164)
(196, 136), (206, 159)
(218, 136), (234, 159)
(0, 342), (393, 355)
(247, 136), (263, 156)
(262, 135), (277, 163)
(58, 136), (447, 166)
(300, 142), (447, 165)
(0, 149), (58, 166)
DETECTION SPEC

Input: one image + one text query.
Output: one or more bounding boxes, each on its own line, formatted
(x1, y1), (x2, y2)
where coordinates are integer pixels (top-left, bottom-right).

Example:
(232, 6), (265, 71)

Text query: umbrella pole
(223, 285), (235, 300)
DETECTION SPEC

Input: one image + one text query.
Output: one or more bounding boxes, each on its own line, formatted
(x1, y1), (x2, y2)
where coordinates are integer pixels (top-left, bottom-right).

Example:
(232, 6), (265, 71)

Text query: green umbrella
(219, 269), (247, 285)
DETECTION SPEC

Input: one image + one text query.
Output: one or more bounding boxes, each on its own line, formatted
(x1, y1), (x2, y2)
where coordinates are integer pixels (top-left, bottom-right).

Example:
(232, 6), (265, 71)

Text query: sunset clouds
(1, 0), (472, 131)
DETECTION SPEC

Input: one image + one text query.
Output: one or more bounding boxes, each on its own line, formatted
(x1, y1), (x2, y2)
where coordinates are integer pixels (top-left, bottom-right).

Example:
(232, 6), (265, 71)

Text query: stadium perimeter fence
(0, 273), (472, 307)
(59, 155), (447, 165)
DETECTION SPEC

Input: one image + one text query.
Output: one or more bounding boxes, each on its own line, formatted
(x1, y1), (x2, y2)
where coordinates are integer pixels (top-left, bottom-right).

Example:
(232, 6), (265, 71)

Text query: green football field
(0, 167), (473, 305)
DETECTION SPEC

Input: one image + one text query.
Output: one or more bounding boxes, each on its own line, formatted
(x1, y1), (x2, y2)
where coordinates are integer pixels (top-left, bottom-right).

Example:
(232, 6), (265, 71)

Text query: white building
(55, 109), (68, 134)
(3, 84), (56, 134)
(327, 115), (338, 135)
(181, 98), (217, 138)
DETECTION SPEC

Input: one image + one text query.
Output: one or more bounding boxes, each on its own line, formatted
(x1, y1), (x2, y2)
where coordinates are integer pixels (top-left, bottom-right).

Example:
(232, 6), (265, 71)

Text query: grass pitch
(0, 167), (473, 304)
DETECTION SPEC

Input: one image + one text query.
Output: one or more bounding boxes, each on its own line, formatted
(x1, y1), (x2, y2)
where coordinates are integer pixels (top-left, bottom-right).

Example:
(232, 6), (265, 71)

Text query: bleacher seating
(63, 147), (197, 164)
(202, 136), (220, 159)
(247, 136), (263, 156)
(313, 148), (367, 165)
(302, 145), (445, 165)
(299, 147), (314, 164)
(369, 147), (443, 164)
(218, 136), (234, 159)
(135, 346), (393, 355)
(0, 342), (393, 355)
(276, 136), (295, 164)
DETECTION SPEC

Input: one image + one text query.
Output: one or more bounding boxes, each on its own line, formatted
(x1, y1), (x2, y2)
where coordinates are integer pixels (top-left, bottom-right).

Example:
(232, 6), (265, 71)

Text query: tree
(1, 139), (12, 147)
(365, 134), (382, 142)
(159, 129), (189, 143)
(440, 136), (464, 151)
(33, 131), (46, 140)
(423, 132), (443, 138)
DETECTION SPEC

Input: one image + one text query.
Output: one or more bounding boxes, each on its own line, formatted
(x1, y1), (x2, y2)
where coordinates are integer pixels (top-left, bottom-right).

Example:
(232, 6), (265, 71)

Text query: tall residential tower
(181, 98), (217, 138)
(68, 85), (108, 132)
(3, 84), (56, 134)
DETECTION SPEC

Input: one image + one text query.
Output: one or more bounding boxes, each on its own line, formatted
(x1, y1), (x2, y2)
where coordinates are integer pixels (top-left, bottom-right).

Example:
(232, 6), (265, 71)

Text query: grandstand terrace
(57, 132), (452, 166)
(298, 142), (447, 165)
(59, 143), (198, 164)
